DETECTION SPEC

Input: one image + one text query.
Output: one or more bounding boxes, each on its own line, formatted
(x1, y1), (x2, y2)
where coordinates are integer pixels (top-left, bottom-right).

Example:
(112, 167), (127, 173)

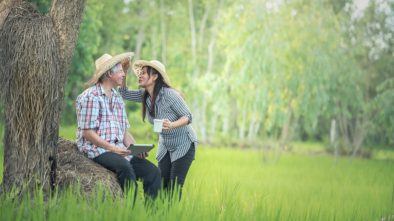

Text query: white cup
(153, 119), (164, 133)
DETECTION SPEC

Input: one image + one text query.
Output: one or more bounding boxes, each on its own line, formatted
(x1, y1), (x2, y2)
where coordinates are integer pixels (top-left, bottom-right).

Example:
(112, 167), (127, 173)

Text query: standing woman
(119, 60), (197, 199)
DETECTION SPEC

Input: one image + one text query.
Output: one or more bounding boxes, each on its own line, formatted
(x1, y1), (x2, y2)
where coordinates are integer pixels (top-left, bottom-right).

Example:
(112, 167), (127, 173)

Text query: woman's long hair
(142, 66), (171, 121)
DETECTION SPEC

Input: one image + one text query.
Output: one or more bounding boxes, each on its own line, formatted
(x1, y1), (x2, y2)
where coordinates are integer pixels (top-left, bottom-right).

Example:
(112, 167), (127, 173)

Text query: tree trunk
(351, 116), (365, 157)
(151, 26), (158, 59)
(205, 0), (222, 76)
(0, 0), (85, 195)
(159, 0), (167, 64)
(279, 106), (293, 149)
(330, 118), (339, 159)
(188, 0), (197, 70)
(0, 0), (20, 29)
(135, 25), (145, 60)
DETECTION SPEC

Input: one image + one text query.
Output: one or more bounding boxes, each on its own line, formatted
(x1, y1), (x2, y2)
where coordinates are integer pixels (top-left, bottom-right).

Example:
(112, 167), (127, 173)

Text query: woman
(119, 60), (197, 199)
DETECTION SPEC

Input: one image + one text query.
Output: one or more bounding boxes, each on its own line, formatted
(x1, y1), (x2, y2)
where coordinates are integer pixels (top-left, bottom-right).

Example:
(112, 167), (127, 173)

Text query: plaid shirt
(76, 84), (131, 160)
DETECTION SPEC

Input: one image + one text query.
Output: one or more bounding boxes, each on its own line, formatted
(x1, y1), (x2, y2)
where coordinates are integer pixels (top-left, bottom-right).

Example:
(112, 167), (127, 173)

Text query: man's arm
(124, 131), (148, 158)
(123, 131), (136, 148)
(83, 129), (131, 156)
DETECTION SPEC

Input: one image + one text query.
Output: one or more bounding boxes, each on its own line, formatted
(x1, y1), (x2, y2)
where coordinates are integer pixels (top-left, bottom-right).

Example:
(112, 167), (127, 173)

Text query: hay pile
(57, 138), (122, 196)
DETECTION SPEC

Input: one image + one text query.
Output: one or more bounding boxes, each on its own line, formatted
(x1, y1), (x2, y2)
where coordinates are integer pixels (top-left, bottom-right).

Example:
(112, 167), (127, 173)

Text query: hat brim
(132, 60), (171, 86)
(87, 52), (134, 86)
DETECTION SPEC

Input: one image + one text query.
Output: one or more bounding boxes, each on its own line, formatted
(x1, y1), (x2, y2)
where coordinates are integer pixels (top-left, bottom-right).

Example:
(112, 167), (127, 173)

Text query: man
(75, 52), (161, 200)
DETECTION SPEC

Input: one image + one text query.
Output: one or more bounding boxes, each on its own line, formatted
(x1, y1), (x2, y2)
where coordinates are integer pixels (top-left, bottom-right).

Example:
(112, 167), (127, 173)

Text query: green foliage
(372, 78), (394, 144)
(27, 0), (393, 147)
(29, 0), (51, 13)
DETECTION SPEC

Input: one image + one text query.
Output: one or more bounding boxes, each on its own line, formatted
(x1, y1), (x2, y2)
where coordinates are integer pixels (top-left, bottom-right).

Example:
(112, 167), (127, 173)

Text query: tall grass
(0, 126), (393, 220)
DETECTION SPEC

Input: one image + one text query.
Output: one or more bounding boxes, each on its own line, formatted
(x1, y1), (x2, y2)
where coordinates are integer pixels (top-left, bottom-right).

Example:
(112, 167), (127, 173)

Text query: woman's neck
(146, 85), (155, 97)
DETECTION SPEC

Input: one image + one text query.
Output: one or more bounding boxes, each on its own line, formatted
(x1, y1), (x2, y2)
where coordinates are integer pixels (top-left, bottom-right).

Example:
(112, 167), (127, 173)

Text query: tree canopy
(31, 0), (394, 151)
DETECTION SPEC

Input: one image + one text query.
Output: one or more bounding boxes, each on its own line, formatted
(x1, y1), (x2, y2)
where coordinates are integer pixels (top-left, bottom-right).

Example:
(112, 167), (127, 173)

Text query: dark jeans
(93, 152), (161, 200)
(159, 143), (195, 200)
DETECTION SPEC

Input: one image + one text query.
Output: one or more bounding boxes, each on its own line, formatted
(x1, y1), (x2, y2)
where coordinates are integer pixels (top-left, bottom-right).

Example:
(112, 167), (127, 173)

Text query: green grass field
(0, 126), (393, 220)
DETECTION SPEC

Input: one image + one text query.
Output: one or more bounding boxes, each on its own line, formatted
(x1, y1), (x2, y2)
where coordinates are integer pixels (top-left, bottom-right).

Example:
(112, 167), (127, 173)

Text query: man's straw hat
(86, 52), (134, 86)
(132, 60), (171, 86)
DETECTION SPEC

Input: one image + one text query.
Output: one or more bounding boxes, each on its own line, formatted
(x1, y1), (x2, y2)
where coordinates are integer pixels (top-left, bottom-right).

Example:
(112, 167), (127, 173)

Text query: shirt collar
(95, 83), (119, 97)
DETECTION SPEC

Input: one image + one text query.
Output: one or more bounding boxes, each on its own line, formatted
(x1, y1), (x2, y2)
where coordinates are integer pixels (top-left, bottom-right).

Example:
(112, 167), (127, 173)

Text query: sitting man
(75, 52), (161, 200)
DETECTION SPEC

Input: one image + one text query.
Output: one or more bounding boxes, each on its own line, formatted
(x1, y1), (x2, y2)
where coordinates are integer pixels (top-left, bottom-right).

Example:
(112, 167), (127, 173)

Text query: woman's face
(138, 67), (157, 88)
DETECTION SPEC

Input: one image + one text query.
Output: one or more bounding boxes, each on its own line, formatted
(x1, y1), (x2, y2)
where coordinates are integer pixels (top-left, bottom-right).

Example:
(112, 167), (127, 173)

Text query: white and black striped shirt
(119, 87), (197, 162)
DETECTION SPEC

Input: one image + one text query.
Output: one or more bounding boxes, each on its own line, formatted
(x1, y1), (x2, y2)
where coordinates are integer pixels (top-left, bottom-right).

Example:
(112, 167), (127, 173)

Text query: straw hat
(86, 52), (134, 86)
(132, 60), (171, 86)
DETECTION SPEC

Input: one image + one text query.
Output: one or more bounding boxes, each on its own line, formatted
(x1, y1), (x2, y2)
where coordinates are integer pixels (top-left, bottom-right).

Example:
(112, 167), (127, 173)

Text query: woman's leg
(158, 152), (172, 190)
(170, 143), (195, 199)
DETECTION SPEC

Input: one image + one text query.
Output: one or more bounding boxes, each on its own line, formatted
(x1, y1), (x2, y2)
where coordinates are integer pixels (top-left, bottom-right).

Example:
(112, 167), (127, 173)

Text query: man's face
(108, 63), (125, 87)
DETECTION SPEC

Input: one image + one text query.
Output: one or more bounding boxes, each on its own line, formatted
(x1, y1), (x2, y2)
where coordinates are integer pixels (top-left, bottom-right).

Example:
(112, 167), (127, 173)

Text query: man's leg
(93, 152), (137, 191)
(130, 157), (161, 199)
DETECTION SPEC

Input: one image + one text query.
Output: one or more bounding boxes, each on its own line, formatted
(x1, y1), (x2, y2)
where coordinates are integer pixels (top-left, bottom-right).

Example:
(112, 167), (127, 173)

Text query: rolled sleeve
(77, 96), (99, 129)
(169, 90), (193, 124)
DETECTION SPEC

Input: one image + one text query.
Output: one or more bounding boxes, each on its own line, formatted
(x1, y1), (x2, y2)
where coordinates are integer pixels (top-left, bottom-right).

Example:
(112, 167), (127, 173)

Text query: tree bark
(0, 0), (85, 196)
(0, 0), (20, 29)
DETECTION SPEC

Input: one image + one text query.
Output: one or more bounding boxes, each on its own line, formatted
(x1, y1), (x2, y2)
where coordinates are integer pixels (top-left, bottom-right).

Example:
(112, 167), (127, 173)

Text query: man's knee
(117, 163), (136, 181)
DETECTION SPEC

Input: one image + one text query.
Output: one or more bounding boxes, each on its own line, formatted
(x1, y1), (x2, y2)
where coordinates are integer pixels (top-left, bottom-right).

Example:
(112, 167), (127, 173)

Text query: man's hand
(137, 152), (148, 159)
(111, 147), (131, 157)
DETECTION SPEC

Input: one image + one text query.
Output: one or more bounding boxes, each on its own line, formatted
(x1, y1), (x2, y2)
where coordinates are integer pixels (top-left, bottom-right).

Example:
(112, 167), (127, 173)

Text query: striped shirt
(119, 86), (197, 162)
(76, 84), (131, 160)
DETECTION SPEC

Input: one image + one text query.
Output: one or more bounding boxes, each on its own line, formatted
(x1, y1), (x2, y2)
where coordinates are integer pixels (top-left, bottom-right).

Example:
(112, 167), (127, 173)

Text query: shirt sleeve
(119, 87), (144, 102)
(168, 89), (193, 124)
(76, 95), (100, 129)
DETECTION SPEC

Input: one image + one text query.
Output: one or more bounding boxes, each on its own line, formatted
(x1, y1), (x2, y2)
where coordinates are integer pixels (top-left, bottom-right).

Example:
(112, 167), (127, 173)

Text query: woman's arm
(119, 86), (144, 102)
(163, 116), (189, 130)
(162, 89), (193, 129)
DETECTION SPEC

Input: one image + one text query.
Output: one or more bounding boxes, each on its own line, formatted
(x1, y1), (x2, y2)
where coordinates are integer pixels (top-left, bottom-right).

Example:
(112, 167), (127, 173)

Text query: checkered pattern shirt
(76, 84), (131, 160)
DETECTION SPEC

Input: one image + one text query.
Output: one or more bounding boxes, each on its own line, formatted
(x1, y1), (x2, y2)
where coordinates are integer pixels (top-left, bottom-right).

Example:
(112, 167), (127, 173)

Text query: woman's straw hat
(132, 60), (171, 86)
(86, 52), (134, 86)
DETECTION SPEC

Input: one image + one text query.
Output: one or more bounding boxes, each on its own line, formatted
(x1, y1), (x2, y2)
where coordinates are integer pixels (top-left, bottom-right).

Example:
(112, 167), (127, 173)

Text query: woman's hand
(122, 61), (130, 73)
(163, 119), (174, 130)
(121, 74), (127, 87)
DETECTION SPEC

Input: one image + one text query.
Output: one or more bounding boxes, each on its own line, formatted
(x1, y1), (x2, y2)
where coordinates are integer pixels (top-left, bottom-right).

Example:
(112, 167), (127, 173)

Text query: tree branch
(50, 0), (85, 73)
